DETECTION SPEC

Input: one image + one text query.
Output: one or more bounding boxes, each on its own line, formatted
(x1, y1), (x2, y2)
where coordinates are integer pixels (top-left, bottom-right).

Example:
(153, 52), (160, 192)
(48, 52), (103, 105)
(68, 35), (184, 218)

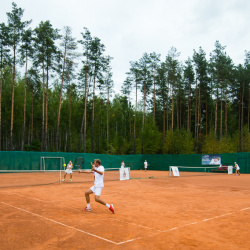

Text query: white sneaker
(83, 207), (92, 212)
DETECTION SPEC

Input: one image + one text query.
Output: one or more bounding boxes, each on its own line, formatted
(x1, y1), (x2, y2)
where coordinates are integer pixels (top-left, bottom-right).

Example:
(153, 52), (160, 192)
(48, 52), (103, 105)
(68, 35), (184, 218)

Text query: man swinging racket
(79, 159), (115, 213)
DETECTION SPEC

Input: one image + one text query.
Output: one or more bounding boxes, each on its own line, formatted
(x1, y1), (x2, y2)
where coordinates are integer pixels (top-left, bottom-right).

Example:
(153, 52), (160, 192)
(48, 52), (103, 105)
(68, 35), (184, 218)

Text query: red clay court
(0, 170), (250, 249)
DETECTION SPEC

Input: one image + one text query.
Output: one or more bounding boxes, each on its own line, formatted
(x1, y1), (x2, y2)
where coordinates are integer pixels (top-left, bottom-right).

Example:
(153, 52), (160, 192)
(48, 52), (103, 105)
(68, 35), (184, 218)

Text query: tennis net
(0, 170), (61, 188)
(61, 167), (129, 183)
(0, 167), (130, 188)
(169, 166), (230, 177)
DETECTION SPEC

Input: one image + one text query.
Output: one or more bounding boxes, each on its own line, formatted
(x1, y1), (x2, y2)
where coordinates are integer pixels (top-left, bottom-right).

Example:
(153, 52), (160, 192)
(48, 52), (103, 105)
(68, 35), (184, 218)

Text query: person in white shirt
(121, 161), (125, 168)
(234, 162), (240, 176)
(144, 160), (148, 172)
(79, 159), (115, 213)
(62, 161), (73, 182)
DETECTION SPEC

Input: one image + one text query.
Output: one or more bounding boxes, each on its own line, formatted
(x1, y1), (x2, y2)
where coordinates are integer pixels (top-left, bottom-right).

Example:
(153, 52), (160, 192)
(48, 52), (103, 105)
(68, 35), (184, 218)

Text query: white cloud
(1, 0), (250, 93)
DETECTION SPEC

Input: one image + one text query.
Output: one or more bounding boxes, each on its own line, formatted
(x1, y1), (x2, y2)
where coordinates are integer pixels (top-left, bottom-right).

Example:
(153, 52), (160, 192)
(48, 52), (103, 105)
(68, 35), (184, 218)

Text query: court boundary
(2, 201), (250, 245)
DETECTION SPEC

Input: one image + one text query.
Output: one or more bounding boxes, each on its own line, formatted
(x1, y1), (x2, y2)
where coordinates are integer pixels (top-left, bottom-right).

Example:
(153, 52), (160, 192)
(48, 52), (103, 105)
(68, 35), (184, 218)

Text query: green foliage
(163, 129), (194, 154)
(201, 133), (220, 154)
(219, 136), (238, 153)
(140, 119), (161, 154)
(0, 2), (249, 154)
(202, 132), (239, 154)
(241, 126), (250, 152)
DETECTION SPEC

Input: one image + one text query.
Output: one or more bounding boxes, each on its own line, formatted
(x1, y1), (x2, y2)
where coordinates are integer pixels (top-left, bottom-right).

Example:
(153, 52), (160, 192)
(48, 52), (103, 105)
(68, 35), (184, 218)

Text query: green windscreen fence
(0, 151), (249, 173)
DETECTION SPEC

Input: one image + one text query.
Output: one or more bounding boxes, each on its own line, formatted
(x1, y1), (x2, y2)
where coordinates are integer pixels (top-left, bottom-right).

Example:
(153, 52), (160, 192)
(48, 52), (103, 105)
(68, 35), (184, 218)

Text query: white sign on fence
(228, 165), (233, 175)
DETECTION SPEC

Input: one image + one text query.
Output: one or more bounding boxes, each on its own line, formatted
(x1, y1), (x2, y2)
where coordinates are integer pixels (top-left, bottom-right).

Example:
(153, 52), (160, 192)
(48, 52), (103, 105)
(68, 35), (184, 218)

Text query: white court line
(7, 192), (161, 232)
(161, 227), (179, 232)
(181, 222), (198, 226)
(202, 213), (233, 221)
(137, 207), (250, 240)
(2, 197), (250, 246)
(1, 202), (119, 245)
(117, 237), (142, 245)
(240, 207), (250, 211)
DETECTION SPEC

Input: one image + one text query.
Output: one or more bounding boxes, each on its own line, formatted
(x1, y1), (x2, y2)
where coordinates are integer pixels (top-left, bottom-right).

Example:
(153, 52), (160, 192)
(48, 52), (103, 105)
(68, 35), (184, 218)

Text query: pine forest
(0, 3), (249, 154)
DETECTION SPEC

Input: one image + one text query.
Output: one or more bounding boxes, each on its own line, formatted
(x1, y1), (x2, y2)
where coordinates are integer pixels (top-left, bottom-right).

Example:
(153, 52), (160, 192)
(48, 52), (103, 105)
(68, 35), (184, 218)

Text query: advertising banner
(202, 154), (221, 165)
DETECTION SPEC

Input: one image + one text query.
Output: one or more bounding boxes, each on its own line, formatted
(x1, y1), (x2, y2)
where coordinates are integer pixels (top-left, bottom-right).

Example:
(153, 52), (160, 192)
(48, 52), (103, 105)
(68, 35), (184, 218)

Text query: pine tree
(19, 28), (34, 150)
(6, 2), (31, 150)
(0, 22), (10, 151)
(55, 26), (77, 151)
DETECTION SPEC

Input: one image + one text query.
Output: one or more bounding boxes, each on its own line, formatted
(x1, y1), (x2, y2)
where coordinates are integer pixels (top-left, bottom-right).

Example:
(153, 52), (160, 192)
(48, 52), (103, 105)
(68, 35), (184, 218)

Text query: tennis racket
(74, 157), (84, 171)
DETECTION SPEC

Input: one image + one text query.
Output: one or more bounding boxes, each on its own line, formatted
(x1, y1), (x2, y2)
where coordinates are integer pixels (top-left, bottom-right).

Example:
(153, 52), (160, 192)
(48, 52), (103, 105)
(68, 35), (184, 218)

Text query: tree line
(0, 2), (249, 154)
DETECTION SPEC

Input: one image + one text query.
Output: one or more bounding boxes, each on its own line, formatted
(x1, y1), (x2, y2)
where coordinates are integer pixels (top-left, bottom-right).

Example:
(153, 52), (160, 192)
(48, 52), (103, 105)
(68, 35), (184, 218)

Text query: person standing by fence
(234, 162), (240, 176)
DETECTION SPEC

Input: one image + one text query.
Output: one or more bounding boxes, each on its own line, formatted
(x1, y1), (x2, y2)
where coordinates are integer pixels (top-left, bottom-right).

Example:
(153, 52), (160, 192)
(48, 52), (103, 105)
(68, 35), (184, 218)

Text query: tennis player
(234, 162), (240, 176)
(62, 160), (73, 181)
(79, 159), (115, 213)
(144, 160), (148, 172)
(121, 161), (125, 168)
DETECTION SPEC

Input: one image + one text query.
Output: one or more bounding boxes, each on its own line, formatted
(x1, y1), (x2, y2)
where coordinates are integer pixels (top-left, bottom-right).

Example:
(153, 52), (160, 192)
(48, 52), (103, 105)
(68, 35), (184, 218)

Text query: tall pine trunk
(153, 69), (156, 121)
(215, 79), (219, 135)
(83, 66), (88, 153)
(45, 64), (49, 151)
(171, 81), (174, 130)
(195, 79), (198, 138)
(206, 97), (208, 135)
(240, 81), (244, 150)
(107, 86), (109, 153)
(248, 87), (250, 131)
(163, 98), (165, 141)
(167, 82), (169, 131)
(30, 87), (34, 151)
(41, 61), (45, 151)
(10, 42), (16, 150)
(0, 50), (2, 151)
(91, 75), (96, 153)
(141, 79), (146, 154)
(134, 79), (138, 154)
(225, 87), (228, 136)
(68, 81), (72, 152)
(21, 53), (28, 151)
(78, 114), (84, 152)
(176, 95), (179, 130)
(220, 87), (223, 139)
(197, 81), (201, 141)
(187, 81), (191, 132)
(56, 44), (67, 151)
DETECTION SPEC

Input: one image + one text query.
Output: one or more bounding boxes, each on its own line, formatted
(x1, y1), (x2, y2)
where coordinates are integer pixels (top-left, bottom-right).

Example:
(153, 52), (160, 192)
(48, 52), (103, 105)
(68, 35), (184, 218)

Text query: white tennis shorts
(90, 185), (104, 196)
(65, 169), (73, 174)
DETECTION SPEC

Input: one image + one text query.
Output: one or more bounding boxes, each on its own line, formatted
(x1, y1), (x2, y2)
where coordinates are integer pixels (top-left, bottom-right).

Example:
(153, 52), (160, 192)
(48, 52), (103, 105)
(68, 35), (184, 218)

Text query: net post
(59, 158), (62, 183)
(169, 166), (172, 177)
(40, 157), (44, 171)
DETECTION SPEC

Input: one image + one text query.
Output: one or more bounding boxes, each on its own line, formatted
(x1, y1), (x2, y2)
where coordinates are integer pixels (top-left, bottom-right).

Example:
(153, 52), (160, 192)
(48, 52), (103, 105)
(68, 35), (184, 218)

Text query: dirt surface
(0, 171), (250, 249)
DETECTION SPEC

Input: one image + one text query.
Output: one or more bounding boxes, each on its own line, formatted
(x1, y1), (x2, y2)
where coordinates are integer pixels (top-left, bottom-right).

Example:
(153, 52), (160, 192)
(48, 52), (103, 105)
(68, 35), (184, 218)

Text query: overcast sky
(1, 0), (250, 95)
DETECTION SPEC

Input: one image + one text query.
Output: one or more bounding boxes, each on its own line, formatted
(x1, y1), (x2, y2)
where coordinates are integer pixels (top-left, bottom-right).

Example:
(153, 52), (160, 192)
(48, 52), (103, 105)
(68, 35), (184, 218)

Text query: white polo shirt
(94, 165), (104, 187)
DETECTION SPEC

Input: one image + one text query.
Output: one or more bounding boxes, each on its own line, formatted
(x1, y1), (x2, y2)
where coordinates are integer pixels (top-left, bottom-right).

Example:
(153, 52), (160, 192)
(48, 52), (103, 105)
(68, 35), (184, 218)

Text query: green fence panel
(0, 152), (249, 173)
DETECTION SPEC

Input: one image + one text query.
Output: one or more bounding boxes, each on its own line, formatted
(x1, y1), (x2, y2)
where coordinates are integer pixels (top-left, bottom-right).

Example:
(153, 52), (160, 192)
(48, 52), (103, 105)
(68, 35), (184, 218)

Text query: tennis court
(1, 170), (250, 249)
